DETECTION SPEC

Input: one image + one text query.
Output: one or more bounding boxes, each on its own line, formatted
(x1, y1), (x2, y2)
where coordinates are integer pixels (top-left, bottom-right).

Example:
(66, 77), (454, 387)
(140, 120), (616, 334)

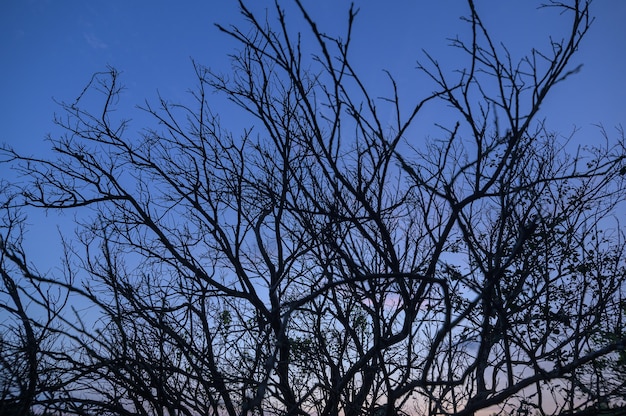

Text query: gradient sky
(1, 0), (625, 268)
(0, 5), (625, 414)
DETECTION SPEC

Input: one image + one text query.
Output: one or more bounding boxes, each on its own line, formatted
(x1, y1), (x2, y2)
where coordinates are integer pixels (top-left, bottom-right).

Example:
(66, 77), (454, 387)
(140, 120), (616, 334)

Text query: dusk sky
(1, 4), (625, 413)
(1, 0), (625, 267)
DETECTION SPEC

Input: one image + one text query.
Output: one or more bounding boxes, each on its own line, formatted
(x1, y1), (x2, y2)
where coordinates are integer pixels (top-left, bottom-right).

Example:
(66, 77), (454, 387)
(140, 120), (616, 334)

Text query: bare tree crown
(1, 1), (626, 415)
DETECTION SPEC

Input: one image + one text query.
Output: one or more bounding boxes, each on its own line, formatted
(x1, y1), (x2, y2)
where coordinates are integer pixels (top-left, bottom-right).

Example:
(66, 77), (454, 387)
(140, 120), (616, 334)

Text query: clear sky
(0, 5), (625, 413)
(1, 0), (625, 266)
(1, 1), (625, 150)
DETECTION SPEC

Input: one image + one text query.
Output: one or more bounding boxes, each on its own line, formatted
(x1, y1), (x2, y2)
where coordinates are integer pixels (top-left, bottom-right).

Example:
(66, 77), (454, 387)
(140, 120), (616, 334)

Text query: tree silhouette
(1, 1), (626, 415)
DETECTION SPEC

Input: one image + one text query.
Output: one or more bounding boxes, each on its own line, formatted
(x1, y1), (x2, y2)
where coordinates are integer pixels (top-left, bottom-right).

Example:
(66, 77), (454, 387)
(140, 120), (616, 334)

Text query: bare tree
(0, 200), (38, 416)
(0, 187), (69, 416)
(1, 1), (625, 415)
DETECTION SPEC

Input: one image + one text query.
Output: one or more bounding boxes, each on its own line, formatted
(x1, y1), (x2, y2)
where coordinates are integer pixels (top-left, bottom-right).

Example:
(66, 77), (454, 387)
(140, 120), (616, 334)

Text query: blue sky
(1, 1), (624, 154)
(1, 1), (625, 268)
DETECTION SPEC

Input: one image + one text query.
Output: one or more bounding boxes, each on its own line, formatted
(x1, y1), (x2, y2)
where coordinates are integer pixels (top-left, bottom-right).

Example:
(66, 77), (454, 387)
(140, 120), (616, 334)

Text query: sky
(1, 0), (625, 267)
(0, 3), (625, 413)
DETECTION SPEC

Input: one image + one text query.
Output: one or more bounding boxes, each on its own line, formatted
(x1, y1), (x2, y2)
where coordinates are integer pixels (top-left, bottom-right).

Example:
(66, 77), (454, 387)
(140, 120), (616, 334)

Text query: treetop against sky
(1, 1), (625, 151)
(1, 1), (626, 416)
(0, 1), (623, 274)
